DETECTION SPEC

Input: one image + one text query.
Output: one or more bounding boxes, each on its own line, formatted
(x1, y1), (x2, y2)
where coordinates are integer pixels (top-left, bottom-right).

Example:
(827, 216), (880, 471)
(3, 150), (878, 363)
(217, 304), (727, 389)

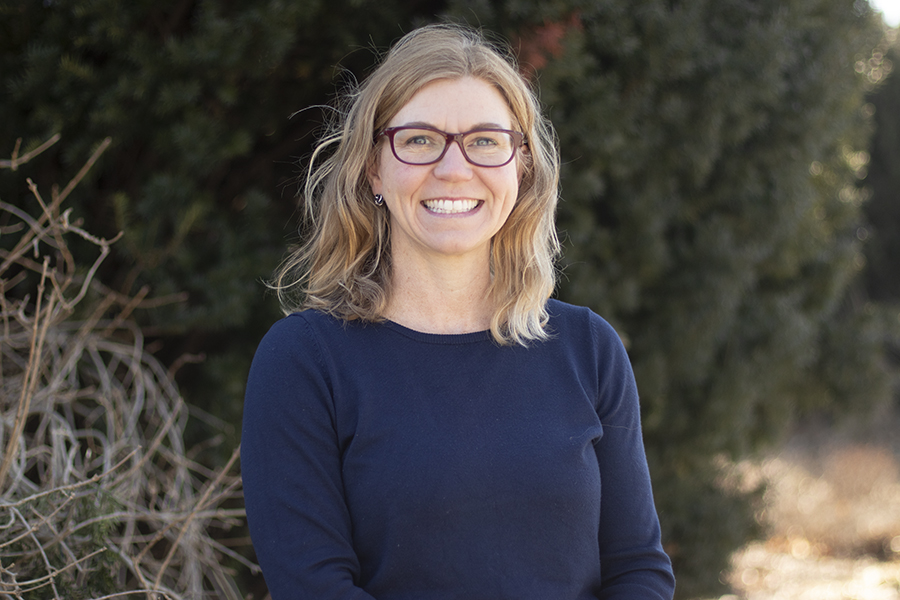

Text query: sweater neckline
(382, 319), (493, 345)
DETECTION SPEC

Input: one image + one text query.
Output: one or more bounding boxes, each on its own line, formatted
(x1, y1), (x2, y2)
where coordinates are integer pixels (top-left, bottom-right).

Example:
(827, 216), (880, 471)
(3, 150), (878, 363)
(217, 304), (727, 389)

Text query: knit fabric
(241, 299), (675, 599)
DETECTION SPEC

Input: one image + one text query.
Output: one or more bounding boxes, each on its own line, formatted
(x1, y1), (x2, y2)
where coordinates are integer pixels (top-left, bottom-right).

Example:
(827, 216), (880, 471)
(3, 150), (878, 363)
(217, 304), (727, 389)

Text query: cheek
(377, 164), (429, 203)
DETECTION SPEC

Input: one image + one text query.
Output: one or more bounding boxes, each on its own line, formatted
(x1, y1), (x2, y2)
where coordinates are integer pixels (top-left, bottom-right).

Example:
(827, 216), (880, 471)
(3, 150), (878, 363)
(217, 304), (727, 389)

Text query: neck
(386, 246), (494, 335)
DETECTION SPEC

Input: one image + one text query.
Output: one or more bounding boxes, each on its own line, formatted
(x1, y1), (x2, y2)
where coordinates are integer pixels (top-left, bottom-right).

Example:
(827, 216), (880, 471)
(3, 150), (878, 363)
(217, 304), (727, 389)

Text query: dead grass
(0, 136), (252, 599)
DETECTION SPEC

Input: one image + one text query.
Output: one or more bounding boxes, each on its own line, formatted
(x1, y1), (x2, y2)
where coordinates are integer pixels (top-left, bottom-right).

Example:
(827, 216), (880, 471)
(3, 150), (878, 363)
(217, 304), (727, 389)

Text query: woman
(241, 24), (675, 600)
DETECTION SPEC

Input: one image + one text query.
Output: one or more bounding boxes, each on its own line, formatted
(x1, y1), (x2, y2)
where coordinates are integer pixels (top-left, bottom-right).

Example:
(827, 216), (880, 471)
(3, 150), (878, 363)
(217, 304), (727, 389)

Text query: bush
(0, 138), (247, 599)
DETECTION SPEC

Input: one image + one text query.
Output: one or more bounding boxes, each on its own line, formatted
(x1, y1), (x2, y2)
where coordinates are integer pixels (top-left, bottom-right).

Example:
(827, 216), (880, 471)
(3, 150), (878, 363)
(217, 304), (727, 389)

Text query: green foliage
(2, 0), (894, 597)
(862, 41), (900, 303)
(11, 488), (123, 599)
(859, 37), (900, 415)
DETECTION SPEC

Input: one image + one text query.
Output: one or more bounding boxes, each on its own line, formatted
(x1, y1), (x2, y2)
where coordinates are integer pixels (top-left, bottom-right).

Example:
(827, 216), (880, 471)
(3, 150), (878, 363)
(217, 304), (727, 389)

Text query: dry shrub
(0, 137), (252, 599)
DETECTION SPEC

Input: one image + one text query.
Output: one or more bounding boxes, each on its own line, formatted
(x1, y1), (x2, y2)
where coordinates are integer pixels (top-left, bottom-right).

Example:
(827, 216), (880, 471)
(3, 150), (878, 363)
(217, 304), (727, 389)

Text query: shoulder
(254, 312), (317, 359)
(251, 310), (398, 379)
(249, 311), (346, 378)
(546, 299), (626, 351)
(245, 311), (350, 417)
(545, 299), (634, 385)
(254, 310), (351, 353)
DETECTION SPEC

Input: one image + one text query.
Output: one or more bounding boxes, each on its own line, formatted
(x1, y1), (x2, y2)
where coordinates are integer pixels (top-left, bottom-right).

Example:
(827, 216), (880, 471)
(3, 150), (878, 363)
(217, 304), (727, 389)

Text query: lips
(422, 199), (480, 214)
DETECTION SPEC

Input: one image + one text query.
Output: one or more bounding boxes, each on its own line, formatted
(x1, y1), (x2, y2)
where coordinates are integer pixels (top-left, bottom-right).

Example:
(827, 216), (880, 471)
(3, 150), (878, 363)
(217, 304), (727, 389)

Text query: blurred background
(872, 0), (900, 27)
(1, 1), (898, 598)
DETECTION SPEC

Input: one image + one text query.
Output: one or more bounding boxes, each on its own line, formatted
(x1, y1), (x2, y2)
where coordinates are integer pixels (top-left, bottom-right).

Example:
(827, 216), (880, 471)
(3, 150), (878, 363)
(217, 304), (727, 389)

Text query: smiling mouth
(423, 199), (480, 214)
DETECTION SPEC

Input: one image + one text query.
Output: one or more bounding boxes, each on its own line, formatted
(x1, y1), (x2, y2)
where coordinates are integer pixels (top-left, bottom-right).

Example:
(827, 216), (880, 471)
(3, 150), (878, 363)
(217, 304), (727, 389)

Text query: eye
(471, 136), (499, 147)
(398, 130), (440, 147)
(465, 131), (510, 152)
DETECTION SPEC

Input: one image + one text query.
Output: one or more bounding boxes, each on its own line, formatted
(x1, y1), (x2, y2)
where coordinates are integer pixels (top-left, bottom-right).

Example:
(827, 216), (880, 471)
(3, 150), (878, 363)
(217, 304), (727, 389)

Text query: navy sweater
(241, 299), (675, 599)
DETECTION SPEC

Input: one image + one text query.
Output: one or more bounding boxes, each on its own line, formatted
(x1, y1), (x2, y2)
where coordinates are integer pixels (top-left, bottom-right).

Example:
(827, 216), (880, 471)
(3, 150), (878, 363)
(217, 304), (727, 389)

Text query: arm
(591, 317), (676, 600)
(241, 315), (377, 600)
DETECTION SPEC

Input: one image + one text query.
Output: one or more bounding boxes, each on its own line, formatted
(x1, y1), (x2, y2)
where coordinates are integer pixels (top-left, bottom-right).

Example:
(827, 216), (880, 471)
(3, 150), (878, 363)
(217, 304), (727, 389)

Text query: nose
(432, 139), (474, 179)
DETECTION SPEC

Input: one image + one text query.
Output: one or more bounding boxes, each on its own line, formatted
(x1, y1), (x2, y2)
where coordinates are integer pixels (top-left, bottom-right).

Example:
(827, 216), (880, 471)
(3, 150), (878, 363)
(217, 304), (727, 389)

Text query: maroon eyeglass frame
(377, 126), (526, 167)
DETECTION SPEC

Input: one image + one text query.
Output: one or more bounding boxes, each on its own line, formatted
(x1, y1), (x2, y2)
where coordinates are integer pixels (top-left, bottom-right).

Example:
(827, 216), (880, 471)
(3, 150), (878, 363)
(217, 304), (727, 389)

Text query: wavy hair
(272, 24), (561, 345)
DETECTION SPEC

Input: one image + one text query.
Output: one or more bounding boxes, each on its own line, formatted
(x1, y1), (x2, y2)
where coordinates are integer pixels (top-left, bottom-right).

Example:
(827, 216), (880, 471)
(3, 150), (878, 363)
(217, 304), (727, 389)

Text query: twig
(10, 507), (62, 599)
(0, 491), (77, 550)
(55, 137), (111, 206)
(166, 352), (205, 380)
(6, 546), (107, 590)
(58, 237), (114, 311)
(109, 397), (185, 487)
(67, 508), (247, 537)
(201, 529), (261, 574)
(0, 137), (110, 280)
(101, 285), (150, 337)
(0, 200), (61, 276)
(149, 446), (241, 588)
(0, 449), (138, 510)
(0, 133), (61, 171)
(27, 177), (76, 293)
(89, 591), (175, 600)
(0, 257), (55, 491)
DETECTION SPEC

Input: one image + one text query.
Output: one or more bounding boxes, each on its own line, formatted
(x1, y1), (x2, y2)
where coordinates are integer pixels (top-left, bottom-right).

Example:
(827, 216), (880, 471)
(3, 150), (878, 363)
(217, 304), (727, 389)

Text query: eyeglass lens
(389, 128), (518, 167)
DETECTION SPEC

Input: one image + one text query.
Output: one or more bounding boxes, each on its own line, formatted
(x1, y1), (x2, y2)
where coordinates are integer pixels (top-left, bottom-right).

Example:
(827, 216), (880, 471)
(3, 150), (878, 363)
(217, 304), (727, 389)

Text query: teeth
(424, 199), (478, 214)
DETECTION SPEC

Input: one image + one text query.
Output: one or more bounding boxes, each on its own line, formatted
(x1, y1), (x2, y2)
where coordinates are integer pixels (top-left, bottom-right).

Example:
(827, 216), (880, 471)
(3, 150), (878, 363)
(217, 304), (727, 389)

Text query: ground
(725, 540), (900, 599)
(708, 404), (900, 600)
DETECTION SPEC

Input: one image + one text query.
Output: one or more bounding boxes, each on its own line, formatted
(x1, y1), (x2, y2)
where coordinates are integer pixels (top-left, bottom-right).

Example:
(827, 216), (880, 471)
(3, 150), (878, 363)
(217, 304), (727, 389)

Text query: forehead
(388, 76), (514, 129)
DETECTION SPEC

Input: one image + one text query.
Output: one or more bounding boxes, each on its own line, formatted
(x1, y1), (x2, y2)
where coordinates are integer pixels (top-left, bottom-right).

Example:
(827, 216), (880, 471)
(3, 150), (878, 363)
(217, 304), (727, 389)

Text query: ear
(367, 155), (383, 195)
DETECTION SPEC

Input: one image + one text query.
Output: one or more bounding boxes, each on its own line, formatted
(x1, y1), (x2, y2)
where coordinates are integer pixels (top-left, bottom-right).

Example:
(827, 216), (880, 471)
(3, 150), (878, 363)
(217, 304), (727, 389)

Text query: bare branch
(1, 139), (252, 599)
(0, 133), (61, 171)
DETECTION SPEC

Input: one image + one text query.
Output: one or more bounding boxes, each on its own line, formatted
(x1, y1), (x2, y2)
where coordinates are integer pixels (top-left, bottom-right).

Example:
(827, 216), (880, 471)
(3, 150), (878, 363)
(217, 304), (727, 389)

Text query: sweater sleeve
(241, 315), (377, 600)
(591, 316), (676, 600)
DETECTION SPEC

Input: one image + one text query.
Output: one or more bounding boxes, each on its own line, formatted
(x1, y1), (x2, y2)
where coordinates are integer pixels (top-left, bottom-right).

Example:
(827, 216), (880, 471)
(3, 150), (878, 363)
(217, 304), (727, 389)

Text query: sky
(870, 0), (900, 26)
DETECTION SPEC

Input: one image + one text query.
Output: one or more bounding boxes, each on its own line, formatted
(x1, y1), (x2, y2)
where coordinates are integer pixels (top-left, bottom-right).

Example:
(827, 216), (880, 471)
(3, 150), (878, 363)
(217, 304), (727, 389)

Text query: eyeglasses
(378, 126), (526, 168)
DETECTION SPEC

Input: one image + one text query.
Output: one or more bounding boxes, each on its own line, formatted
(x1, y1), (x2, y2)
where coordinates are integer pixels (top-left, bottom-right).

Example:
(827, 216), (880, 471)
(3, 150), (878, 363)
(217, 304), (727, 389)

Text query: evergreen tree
(862, 40), (900, 303)
(859, 36), (900, 411)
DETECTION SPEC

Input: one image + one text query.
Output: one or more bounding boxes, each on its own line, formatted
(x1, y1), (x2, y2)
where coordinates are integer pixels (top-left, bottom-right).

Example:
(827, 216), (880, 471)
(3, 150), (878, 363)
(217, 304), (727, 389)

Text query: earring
(373, 194), (385, 206)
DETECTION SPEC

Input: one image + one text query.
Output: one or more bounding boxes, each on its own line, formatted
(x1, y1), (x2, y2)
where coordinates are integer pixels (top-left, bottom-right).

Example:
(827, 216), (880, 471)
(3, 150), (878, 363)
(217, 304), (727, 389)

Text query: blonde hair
(272, 24), (561, 345)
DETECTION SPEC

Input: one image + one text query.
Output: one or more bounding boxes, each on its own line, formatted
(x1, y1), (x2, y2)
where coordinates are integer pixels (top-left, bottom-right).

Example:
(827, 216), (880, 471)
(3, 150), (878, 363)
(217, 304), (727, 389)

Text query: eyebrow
(397, 121), (511, 131)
